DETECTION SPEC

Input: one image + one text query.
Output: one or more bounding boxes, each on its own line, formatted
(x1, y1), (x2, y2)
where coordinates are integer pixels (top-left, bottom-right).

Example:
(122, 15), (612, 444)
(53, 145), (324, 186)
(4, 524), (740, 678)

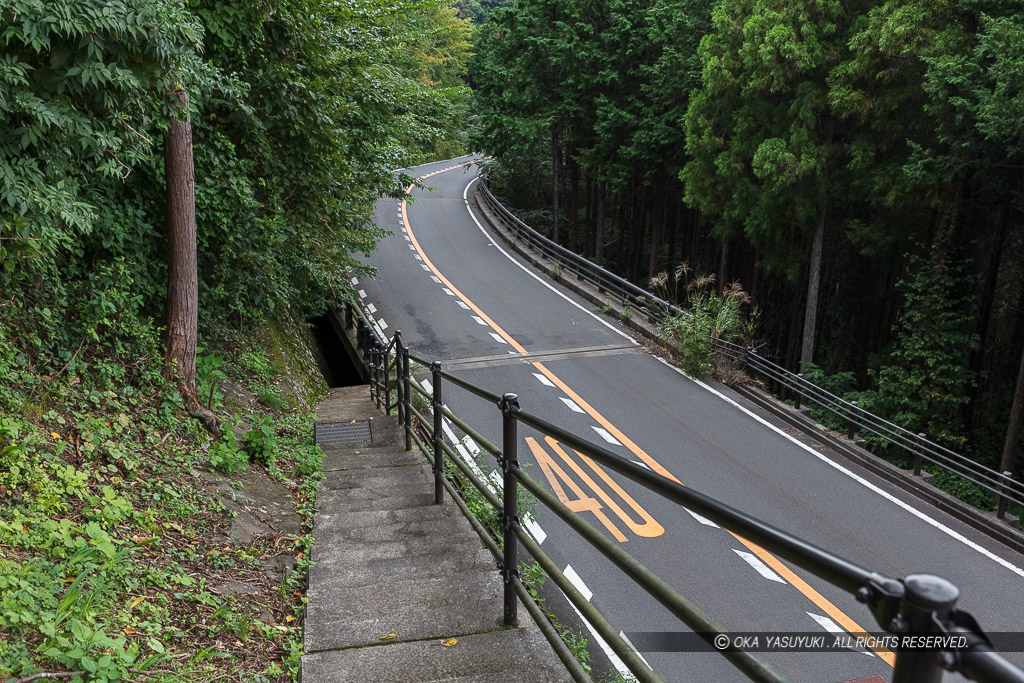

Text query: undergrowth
(0, 298), (324, 682)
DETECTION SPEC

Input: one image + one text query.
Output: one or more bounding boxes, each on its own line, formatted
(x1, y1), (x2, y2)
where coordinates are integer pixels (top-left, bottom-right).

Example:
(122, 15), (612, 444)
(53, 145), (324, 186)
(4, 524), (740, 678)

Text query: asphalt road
(354, 156), (1024, 683)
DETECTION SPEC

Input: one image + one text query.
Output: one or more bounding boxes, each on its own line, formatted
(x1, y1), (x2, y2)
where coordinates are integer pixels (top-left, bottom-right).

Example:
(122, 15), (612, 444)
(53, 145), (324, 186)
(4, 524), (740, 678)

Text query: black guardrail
(343, 298), (1024, 683)
(476, 178), (1024, 519)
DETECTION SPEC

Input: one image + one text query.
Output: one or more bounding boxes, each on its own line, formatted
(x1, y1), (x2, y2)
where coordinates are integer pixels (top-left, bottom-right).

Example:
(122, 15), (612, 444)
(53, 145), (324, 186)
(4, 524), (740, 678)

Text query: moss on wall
(260, 312), (329, 412)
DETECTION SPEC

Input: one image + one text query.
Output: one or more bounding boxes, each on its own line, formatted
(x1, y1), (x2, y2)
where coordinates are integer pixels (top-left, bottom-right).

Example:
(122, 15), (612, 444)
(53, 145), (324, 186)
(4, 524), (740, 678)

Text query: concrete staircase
(301, 386), (569, 682)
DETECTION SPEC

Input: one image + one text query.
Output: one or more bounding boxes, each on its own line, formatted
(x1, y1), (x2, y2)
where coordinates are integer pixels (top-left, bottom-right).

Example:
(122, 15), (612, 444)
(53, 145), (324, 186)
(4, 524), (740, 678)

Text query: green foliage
(656, 264), (757, 378)
(244, 416), (278, 467)
(870, 255), (976, 449)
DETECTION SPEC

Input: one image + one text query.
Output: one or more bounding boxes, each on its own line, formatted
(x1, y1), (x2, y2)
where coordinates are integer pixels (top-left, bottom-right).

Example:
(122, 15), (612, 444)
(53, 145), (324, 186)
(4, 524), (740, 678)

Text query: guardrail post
(500, 392), (521, 627)
(998, 471), (1013, 519)
(914, 433), (926, 477)
(431, 361), (444, 505)
(890, 574), (958, 683)
(356, 318), (366, 354)
(794, 373), (804, 410)
(345, 301), (353, 330)
(402, 343), (412, 452)
(847, 400), (858, 440)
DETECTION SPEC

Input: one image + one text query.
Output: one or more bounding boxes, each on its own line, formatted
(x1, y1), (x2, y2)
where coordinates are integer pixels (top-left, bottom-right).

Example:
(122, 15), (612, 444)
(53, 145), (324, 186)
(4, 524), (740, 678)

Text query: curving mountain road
(353, 157), (1024, 683)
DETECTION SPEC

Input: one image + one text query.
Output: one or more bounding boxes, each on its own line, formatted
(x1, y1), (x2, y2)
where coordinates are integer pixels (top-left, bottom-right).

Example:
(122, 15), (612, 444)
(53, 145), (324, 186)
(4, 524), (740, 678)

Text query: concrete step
(320, 479), (432, 498)
(307, 566), (501, 607)
(305, 595), (505, 652)
(313, 514), (474, 542)
(310, 533), (485, 567)
(319, 491), (438, 512)
(323, 461), (432, 486)
(323, 449), (426, 471)
(301, 625), (570, 682)
(315, 503), (462, 529)
(308, 547), (495, 589)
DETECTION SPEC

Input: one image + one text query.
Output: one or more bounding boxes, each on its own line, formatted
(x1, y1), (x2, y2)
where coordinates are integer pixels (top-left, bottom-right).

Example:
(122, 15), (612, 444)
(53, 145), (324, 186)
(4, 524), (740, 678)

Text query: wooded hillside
(469, 0), (1024, 492)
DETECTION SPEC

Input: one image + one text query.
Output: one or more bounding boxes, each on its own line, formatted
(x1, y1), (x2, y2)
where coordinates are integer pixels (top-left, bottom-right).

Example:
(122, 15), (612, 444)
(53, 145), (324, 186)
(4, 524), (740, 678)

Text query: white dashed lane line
(533, 373), (556, 387)
(358, 289), (366, 299)
(592, 426), (621, 446)
(366, 304), (376, 314)
(489, 332), (508, 345)
(560, 397), (585, 414)
(378, 318), (388, 331)
(350, 277), (359, 285)
(733, 549), (786, 584)
(683, 507), (719, 528)
(456, 301), (469, 310)
(563, 564), (594, 600)
(429, 275), (442, 284)
(807, 612), (875, 656)
(443, 288), (455, 297)
(420, 264), (430, 271)
(471, 316), (487, 326)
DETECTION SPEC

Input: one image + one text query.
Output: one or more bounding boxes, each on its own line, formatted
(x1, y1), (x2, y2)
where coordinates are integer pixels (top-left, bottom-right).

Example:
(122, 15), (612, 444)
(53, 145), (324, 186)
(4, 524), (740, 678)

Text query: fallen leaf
(379, 633), (398, 641)
(285, 615), (295, 623)
(442, 638), (458, 647)
(129, 597), (145, 609)
(123, 628), (137, 635)
(50, 432), (61, 439)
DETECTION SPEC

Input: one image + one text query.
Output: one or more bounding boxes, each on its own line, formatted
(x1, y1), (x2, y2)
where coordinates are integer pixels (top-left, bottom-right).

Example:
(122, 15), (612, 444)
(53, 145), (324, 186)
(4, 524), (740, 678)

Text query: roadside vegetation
(469, 0), (1024, 500)
(1, 0), (472, 680)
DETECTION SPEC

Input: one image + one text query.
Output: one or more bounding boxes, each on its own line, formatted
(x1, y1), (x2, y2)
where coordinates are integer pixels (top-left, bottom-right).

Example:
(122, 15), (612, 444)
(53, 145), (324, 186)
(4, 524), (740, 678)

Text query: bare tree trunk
(551, 123), (561, 243)
(164, 88), (219, 436)
(800, 173), (827, 372)
(1000, 344), (1024, 476)
(595, 182), (605, 266)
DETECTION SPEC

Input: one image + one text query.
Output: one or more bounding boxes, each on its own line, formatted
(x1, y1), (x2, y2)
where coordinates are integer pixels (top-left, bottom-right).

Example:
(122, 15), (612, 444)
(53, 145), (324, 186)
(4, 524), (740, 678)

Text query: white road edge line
(618, 631), (652, 670)
(563, 564), (594, 601)
(461, 167), (1024, 577)
(733, 549), (787, 584)
(681, 361), (1024, 578)
(463, 177), (636, 346)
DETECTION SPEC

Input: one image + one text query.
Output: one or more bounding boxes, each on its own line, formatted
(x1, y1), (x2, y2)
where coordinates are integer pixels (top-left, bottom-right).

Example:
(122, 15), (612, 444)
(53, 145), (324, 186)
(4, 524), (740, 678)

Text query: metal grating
(315, 420), (372, 445)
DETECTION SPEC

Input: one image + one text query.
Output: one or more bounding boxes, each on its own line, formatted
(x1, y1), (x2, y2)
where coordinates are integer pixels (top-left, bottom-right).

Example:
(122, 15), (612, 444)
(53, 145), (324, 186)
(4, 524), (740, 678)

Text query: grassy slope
(0, 313), (327, 682)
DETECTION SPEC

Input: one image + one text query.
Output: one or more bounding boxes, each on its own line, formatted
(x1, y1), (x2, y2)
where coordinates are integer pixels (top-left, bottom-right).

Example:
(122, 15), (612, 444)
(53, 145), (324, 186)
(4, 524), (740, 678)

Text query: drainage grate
(315, 420), (372, 445)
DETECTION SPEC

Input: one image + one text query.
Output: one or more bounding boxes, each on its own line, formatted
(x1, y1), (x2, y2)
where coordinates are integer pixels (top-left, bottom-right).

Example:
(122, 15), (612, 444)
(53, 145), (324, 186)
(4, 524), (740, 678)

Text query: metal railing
(342, 299), (1024, 683)
(477, 178), (1023, 520)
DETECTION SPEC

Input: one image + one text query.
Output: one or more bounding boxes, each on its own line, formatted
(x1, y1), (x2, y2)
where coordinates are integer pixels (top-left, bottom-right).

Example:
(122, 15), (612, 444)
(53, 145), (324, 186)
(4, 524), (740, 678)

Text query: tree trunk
(164, 88), (219, 436)
(595, 183), (605, 266)
(551, 122), (561, 243)
(800, 174), (827, 372)
(1000, 343), (1024, 476)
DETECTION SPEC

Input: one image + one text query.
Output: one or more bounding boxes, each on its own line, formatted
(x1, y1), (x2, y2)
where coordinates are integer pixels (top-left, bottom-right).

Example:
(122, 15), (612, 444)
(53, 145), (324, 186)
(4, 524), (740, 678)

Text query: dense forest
(0, 0), (471, 679)
(469, 0), (1024, 486)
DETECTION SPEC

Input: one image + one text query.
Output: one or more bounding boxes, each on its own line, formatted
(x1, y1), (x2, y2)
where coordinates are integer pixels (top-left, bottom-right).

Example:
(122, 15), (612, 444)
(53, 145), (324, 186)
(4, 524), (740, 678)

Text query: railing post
(847, 400), (858, 440)
(372, 341), (383, 410)
(431, 361), (444, 505)
(384, 334), (397, 417)
(794, 373), (804, 411)
(500, 392), (521, 627)
(356, 318), (366, 354)
(914, 433), (926, 477)
(345, 301), (353, 330)
(402, 343), (412, 452)
(998, 471), (1013, 519)
(890, 574), (958, 683)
